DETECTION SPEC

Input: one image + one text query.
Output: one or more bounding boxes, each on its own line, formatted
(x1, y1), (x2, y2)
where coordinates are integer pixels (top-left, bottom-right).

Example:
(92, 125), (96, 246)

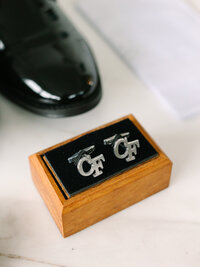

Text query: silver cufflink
(68, 145), (105, 178)
(104, 132), (140, 162)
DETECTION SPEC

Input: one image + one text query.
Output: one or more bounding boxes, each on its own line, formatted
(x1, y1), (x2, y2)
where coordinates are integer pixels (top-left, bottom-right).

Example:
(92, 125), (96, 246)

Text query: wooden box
(29, 114), (172, 238)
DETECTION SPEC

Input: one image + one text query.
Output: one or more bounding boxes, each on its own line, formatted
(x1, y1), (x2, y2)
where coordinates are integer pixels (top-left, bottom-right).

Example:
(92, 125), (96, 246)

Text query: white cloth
(77, 0), (200, 118)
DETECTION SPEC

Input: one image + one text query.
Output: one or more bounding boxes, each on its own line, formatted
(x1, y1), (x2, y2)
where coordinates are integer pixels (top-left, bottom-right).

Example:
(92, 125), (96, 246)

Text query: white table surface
(0, 1), (200, 266)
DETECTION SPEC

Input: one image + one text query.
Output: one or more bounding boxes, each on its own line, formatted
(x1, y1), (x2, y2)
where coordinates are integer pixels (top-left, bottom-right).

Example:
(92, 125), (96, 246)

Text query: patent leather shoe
(0, 0), (102, 117)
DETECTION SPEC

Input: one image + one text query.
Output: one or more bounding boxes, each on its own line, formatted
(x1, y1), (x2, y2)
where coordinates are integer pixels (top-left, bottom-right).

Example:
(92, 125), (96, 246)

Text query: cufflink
(68, 145), (105, 178)
(104, 132), (140, 162)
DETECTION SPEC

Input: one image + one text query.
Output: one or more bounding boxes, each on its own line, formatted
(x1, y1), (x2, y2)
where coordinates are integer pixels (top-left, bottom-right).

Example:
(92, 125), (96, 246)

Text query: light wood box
(29, 114), (172, 238)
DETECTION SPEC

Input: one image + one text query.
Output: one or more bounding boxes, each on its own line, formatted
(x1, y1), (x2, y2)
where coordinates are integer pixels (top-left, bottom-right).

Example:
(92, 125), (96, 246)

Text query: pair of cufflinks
(68, 132), (140, 178)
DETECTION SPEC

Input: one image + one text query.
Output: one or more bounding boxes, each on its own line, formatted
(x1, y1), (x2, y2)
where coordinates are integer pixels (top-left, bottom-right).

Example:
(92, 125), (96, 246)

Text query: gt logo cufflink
(104, 132), (140, 162)
(68, 145), (105, 178)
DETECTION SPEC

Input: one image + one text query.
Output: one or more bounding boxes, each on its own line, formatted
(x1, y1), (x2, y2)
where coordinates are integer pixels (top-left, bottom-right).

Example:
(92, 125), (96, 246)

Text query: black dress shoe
(0, 0), (102, 117)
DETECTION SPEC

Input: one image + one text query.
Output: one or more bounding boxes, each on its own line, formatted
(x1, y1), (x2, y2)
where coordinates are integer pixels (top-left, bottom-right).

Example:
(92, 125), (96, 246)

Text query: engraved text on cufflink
(68, 145), (105, 177)
(104, 132), (140, 162)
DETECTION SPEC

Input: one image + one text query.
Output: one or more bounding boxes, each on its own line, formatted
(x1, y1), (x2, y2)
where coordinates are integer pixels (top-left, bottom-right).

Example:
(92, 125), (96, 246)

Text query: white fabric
(77, 0), (200, 118)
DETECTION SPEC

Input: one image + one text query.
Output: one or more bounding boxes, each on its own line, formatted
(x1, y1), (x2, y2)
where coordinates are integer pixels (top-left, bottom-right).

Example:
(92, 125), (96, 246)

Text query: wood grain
(29, 114), (172, 237)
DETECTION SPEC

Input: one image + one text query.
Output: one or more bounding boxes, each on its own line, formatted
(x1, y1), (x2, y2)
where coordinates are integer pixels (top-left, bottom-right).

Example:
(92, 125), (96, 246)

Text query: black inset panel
(43, 119), (158, 197)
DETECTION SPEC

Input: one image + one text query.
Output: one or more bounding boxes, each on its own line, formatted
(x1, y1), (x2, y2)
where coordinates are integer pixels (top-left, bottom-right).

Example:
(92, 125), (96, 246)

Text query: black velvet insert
(43, 119), (158, 197)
